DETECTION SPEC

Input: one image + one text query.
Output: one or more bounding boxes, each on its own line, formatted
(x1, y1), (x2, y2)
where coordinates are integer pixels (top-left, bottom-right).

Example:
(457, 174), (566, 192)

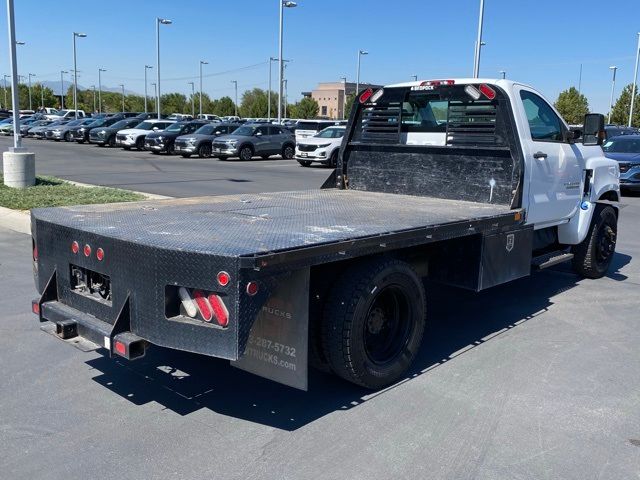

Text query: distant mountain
(38, 80), (139, 96)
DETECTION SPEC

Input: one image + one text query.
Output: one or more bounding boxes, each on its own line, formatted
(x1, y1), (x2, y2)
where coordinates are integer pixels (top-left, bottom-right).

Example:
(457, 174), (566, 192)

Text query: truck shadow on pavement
(85, 252), (631, 431)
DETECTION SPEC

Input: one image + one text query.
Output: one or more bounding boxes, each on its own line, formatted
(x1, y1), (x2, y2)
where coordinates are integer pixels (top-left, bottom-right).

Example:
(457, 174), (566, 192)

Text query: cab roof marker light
(178, 287), (198, 318)
(370, 89), (384, 103)
(479, 84), (496, 100)
(464, 85), (481, 100)
(359, 88), (373, 104)
(421, 80), (455, 87)
(192, 290), (213, 322)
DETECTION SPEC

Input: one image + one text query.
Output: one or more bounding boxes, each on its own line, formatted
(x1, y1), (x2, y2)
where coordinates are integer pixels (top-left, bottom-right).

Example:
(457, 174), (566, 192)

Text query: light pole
(411, 74), (417, 81)
(144, 65), (153, 113)
(60, 70), (68, 109)
(283, 79), (288, 118)
(151, 82), (157, 112)
(268, 57), (277, 122)
(119, 84), (125, 112)
(578, 64), (583, 94)
(231, 80), (238, 116)
(156, 17), (172, 119)
(91, 85), (96, 113)
(608, 66), (618, 123)
(500, 70), (506, 79)
(5, 0), (24, 150)
(199, 60), (208, 117)
(340, 76), (347, 119)
(188, 81), (195, 117)
(28, 73), (35, 110)
(356, 49), (368, 96)
(277, 0), (297, 124)
(98, 67), (105, 114)
(72, 32), (87, 118)
(40, 83), (44, 109)
(3, 75), (9, 109)
(629, 33), (640, 127)
(473, 0), (485, 78)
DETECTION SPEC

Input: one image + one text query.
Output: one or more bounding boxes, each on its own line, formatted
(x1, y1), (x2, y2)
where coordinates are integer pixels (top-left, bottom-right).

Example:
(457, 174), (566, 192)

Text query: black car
(88, 117), (142, 147)
(174, 122), (242, 158)
(73, 116), (128, 143)
(144, 120), (209, 154)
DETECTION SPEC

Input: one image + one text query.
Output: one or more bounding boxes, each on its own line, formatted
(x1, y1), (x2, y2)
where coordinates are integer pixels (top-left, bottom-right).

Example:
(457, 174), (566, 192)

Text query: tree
(239, 88), (270, 118)
(610, 84), (640, 127)
(344, 94), (356, 120)
(212, 96), (236, 116)
(289, 97), (318, 119)
(160, 92), (187, 115)
(554, 87), (589, 124)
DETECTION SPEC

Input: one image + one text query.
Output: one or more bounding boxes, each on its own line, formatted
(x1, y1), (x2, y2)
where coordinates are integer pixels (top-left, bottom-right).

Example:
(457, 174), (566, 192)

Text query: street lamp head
(99, 68), (106, 72)
(359, 50), (368, 55)
(61, 70), (68, 74)
(283, 1), (297, 7)
(610, 65), (617, 70)
(200, 60), (209, 65)
(74, 32), (87, 38)
(15, 41), (25, 45)
(158, 18), (172, 25)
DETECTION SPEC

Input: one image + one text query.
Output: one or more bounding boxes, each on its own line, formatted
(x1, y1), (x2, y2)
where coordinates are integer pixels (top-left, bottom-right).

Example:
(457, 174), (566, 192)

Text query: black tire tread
(572, 204), (617, 279)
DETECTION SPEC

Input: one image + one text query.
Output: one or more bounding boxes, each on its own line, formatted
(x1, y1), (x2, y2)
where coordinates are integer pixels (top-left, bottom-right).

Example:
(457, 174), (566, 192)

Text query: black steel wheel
(572, 204), (618, 279)
(321, 258), (426, 389)
(198, 143), (212, 158)
(282, 144), (295, 159)
(240, 145), (253, 161)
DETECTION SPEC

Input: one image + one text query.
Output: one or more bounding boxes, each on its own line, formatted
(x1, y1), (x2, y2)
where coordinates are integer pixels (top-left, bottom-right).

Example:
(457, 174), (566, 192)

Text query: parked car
(89, 118), (142, 147)
(0, 109), (11, 120)
(21, 119), (51, 136)
(295, 125), (346, 167)
(292, 119), (346, 141)
(144, 120), (209, 154)
(196, 114), (221, 122)
(0, 119), (15, 135)
(32, 120), (68, 139)
(45, 109), (86, 121)
(605, 125), (638, 140)
(13, 117), (41, 135)
(166, 113), (193, 121)
(603, 134), (640, 192)
(115, 119), (175, 150)
(69, 117), (119, 143)
(175, 122), (242, 158)
(46, 118), (92, 141)
(212, 124), (295, 160)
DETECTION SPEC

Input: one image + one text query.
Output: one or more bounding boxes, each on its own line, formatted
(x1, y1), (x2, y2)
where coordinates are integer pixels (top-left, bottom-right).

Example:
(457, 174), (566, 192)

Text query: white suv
(115, 119), (175, 150)
(295, 125), (345, 167)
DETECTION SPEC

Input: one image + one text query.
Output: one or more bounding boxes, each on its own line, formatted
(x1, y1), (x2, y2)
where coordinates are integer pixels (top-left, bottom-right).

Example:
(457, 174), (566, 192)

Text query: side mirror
(254, 131), (262, 136)
(582, 113), (605, 146)
(152, 126), (159, 131)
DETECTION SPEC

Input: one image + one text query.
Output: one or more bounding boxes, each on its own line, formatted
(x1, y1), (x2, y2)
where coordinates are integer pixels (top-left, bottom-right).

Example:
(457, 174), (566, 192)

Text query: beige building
(302, 81), (383, 120)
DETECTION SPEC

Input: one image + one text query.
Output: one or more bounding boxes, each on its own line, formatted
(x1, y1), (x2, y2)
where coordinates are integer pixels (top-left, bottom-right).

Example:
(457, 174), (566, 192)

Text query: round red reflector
(83, 244), (91, 257)
(246, 281), (259, 296)
(217, 271), (230, 287)
(71, 241), (79, 254)
(96, 248), (104, 261)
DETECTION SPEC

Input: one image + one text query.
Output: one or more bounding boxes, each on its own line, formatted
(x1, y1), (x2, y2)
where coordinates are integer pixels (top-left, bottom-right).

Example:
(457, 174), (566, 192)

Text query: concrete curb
(0, 180), (174, 235)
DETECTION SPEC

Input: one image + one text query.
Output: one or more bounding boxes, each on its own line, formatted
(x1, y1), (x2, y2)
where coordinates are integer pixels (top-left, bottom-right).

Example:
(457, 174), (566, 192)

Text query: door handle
(533, 151), (548, 159)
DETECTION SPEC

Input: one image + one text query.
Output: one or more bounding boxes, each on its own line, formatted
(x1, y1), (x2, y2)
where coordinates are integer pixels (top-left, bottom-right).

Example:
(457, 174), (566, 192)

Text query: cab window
(520, 90), (564, 142)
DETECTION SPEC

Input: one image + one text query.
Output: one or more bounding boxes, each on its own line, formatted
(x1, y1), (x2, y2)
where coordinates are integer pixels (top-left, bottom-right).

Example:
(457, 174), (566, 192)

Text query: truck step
(532, 251), (574, 270)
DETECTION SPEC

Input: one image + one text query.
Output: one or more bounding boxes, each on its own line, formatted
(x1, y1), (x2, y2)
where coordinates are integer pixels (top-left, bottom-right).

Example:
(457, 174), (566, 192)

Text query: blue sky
(1, 0), (639, 113)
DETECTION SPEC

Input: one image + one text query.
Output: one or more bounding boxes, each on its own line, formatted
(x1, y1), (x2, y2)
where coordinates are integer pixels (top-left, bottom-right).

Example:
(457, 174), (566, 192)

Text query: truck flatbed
(33, 189), (520, 269)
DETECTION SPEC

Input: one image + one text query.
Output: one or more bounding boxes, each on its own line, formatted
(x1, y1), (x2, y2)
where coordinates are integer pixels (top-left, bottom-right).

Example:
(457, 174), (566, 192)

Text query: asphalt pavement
(0, 135), (330, 197)
(1, 137), (640, 479)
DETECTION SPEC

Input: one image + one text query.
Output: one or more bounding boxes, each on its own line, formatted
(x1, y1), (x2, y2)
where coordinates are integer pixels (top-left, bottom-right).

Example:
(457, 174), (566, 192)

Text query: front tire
(198, 143), (212, 158)
(321, 258), (426, 389)
(135, 137), (145, 150)
(166, 142), (175, 155)
(282, 144), (295, 159)
(572, 204), (617, 279)
(239, 145), (253, 161)
(64, 132), (71, 142)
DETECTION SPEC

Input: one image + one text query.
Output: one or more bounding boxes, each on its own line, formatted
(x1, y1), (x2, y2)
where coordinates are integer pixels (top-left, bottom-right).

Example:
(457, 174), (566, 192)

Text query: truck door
(516, 87), (583, 225)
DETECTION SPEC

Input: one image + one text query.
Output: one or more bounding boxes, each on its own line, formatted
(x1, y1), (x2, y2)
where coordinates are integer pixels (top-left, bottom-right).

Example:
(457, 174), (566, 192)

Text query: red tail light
(193, 290), (213, 322)
(114, 340), (126, 356)
(208, 294), (229, 327)
(479, 84), (496, 100)
(83, 244), (92, 257)
(32, 301), (40, 315)
(246, 281), (259, 296)
(359, 88), (373, 104)
(33, 245), (38, 261)
(96, 248), (104, 261)
(217, 271), (230, 287)
(71, 241), (79, 254)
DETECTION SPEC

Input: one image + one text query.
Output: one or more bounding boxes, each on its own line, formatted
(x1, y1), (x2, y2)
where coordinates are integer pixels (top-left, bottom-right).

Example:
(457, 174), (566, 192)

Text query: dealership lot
(1, 138), (639, 478)
(0, 135), (328, 198)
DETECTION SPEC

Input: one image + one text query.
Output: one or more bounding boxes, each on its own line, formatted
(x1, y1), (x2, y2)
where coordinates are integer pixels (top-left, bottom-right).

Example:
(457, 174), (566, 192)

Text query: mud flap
(232, 269), (309, 390)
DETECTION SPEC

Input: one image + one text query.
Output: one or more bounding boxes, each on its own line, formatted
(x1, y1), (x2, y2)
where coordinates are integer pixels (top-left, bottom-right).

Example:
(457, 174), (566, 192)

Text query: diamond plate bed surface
(31, 190), (513, 257)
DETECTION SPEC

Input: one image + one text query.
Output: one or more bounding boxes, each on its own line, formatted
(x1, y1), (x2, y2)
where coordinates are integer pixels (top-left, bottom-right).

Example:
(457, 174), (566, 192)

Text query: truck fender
(557, 156), (619, 245)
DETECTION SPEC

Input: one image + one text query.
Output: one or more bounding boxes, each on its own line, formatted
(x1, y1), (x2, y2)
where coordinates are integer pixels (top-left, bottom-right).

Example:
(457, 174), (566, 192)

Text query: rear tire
(329, 149), (338, 167)
(64, 132), (71, 142)
(321, 258), (426, 389)
(108, 136), (116, 147)
(166, 142), (175, 155)
(572, 204), (617, 279)
(282, 144), (295, 159)
(181, 153), (191, 158)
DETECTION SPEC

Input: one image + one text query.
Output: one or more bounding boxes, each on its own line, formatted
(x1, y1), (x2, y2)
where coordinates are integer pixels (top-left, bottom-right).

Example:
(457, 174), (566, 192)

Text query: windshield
(165, 123), (184, 132)
(110, 119), (132, 129)
(231, 126), (256, 136)
(314, 127), (345, 139)
(134, 121), (155, 130)
(66, 119), (84, 127)
(195, 125), (215, 135)
(88, 118), (106, 128)
(296, 121), (330, 130)
(603, 137), (640, 153)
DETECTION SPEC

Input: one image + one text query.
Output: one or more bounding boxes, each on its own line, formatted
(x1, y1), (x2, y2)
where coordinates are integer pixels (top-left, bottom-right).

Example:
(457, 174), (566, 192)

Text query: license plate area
(70, 264), (112, 306)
